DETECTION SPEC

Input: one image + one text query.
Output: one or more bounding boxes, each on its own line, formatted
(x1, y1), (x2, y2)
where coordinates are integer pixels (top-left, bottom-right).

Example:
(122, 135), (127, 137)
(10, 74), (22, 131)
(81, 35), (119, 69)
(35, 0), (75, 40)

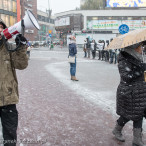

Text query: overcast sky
(37, 0), (80, 15)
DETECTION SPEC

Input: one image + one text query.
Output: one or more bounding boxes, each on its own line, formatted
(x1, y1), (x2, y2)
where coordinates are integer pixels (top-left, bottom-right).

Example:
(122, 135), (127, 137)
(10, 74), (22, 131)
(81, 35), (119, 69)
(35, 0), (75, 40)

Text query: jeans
(70, 57), (76, 76)
(110, 52), (117, 64)
(117, 116), (143, 128)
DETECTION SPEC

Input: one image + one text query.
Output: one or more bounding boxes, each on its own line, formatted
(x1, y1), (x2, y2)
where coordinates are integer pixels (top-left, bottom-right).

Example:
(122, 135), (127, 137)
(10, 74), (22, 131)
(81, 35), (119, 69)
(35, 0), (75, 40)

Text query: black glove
(15, 34), (27, 46)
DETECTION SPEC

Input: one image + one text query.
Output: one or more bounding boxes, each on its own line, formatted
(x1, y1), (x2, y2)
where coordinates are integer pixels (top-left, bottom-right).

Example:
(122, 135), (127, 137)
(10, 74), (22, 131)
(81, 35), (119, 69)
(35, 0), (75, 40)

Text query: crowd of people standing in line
(83, 38), (120, 64)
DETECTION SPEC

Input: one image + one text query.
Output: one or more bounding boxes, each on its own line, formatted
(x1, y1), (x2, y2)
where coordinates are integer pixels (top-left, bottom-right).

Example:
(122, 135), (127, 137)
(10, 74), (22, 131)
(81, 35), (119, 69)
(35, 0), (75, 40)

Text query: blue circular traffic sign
(119, 24), (129, 34)
(49, 34), (52, 37)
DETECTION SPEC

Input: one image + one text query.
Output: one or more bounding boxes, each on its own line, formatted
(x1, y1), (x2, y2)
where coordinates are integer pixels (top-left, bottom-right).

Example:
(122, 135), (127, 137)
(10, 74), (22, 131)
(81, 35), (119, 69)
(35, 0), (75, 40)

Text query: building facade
(37, 10), (55, 42)
(55, 13), (84, 45)
(21, 0), (38, 41)
(0, 0), (17, 27)
(55, 9), (146, 45)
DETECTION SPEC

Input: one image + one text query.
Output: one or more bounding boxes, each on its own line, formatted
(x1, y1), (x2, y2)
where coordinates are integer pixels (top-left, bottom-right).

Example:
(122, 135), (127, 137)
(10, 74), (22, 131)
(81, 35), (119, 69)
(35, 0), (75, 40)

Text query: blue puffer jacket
(69, 43), (77, 56)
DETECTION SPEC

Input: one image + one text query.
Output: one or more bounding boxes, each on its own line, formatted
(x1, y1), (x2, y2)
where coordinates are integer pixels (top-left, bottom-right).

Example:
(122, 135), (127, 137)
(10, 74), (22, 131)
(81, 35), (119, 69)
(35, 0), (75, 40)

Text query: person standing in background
(86, 38), (91, 58)
(91, 40), (97, 59)
(68, 36), (78, 81)
(83, 40), (87, 58)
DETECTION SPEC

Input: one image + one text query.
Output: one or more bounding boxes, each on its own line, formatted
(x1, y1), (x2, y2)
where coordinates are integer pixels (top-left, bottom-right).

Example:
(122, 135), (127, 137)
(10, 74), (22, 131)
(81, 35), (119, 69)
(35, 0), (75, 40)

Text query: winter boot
(72, 76), (79, 81)
(71, 76), (74, 80)
(112, 122), (125, 142)
(132, 128), (145, 146)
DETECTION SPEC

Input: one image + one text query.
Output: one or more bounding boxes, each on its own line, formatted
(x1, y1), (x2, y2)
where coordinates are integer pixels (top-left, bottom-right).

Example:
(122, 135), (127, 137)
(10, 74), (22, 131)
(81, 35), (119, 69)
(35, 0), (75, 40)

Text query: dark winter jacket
(69, 43), (77, 56)
(116, 51), (146, 121)
(86, 41), (91, 49)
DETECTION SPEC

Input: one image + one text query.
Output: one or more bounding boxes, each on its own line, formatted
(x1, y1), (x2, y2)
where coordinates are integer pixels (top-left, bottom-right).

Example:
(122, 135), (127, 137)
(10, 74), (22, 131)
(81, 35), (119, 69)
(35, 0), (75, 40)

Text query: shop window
(141, 17), (145, 20)
(127, 17), (132, 20)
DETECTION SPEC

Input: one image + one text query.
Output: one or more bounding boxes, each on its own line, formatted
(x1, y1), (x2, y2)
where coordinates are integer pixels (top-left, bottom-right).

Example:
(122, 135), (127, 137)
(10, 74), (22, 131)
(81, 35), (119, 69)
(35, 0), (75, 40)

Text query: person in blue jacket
(68, 36), (78, 81)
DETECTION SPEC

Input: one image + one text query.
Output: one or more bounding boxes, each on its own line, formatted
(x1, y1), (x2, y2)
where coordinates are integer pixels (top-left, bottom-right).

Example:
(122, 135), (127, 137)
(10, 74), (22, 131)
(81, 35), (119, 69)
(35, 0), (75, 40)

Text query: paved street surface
(0, 46), (146, 146)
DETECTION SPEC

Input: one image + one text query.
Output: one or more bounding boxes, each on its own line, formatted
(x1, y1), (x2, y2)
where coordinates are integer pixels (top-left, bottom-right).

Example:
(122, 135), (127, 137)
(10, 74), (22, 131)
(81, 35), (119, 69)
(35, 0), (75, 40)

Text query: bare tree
(80, 0), (104, 10)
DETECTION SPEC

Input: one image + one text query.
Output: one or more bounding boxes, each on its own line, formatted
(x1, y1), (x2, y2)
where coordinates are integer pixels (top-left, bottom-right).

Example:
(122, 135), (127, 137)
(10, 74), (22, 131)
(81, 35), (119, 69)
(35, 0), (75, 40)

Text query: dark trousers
(98, 50), (101, 60)
(92, 51), (96, 59)
(0, 104), (18, 146)
(101, 50), (105, 60)
(117, 116), (143, 128)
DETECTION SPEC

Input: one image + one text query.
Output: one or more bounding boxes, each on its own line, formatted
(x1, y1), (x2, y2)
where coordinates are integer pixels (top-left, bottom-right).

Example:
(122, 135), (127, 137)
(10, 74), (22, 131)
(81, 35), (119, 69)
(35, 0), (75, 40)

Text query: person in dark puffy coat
(112, 42), (146, 146)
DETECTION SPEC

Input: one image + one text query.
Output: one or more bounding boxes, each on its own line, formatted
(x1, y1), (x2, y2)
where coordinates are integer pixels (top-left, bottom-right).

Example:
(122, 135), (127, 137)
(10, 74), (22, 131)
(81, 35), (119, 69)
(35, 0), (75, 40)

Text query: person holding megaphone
(0, 18), (28, 146)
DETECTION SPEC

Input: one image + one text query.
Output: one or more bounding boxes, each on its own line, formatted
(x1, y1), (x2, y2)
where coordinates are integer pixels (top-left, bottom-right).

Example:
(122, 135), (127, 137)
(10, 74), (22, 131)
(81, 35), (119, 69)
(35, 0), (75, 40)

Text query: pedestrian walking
(68, 36), (78, 81)
(0, 19), (28, 146)
(112, 42), (146, 146)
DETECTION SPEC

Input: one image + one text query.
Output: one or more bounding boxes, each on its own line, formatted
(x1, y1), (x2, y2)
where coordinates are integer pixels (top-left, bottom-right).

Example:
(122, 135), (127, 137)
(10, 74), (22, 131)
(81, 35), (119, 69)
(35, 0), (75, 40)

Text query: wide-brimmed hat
(0, 19), (7, 29)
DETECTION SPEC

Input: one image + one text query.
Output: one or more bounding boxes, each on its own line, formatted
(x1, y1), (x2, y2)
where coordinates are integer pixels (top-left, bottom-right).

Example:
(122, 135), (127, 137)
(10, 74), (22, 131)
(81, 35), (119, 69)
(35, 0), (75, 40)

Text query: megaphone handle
(21, 20), (25, 36)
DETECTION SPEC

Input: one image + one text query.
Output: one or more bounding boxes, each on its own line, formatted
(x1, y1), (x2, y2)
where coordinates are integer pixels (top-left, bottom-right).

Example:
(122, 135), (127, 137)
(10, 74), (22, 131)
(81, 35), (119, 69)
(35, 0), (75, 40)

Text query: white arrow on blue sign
(49, 34), (52, 37)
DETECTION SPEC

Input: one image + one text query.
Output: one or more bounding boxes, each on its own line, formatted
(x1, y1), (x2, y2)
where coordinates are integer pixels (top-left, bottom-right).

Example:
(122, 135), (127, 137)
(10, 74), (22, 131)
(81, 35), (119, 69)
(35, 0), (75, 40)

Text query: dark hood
(119, 51), (142, 67)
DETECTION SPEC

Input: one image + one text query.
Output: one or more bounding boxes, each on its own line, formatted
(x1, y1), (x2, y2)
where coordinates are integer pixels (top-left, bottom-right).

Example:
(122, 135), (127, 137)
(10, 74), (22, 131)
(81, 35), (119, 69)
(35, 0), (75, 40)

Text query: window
(5, 15), (9, 27)
(10, 16), (14, 26)
(0, 0), (3, 9)
(12, 1), (16, 12)
(8, 0), (12, 11)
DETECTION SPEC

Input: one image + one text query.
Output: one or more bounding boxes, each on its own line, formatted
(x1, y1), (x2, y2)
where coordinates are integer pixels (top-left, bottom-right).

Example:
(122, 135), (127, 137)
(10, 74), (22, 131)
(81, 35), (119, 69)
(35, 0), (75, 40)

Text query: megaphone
(1, 10), (40, 40)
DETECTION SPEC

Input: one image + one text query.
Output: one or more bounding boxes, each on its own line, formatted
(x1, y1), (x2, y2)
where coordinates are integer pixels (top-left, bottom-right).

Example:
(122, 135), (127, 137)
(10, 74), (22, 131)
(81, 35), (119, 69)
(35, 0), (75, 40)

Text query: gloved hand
(15, 34), (27, 46)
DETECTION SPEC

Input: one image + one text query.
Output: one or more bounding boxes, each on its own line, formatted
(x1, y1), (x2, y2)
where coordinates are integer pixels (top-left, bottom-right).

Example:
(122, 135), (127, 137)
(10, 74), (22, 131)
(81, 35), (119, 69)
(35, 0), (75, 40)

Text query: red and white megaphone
(1, 10), (40, 40)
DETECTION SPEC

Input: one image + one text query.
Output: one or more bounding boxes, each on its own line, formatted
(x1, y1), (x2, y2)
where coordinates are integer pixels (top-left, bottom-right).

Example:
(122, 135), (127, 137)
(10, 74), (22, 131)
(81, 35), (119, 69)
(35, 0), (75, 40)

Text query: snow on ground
(45, 57), (146, 131)
(45, 60), (116, 115)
